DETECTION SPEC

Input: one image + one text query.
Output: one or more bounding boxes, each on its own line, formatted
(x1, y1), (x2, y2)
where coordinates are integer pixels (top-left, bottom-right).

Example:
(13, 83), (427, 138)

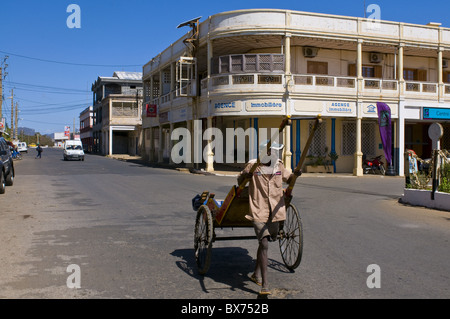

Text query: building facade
(80, 106), (93, 152)
(91, 72), (143, 156)
(142, 9), (450, 175)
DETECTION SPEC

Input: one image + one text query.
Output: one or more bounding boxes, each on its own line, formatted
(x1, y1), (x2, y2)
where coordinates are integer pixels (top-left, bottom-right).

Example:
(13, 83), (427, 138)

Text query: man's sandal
(250, 274), (262, 286)
(259, 288), (271, 295)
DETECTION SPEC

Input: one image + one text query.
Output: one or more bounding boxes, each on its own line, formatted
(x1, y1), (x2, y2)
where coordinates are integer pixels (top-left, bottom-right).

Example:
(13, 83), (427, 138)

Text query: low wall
(401, 188), (450, 211)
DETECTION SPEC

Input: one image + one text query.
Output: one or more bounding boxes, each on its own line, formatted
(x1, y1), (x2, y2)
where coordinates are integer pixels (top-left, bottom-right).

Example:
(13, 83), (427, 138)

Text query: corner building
(142, 9), (450, 175)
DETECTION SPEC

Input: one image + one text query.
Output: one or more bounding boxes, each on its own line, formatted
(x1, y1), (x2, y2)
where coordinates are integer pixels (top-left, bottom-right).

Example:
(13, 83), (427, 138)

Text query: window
(213, 54), (285, 74)
(362, 66), (375, 78)
(342, 121), (376, 156)
(307, 61), (328, 75)
(112, 102), (138, 117)
(403, 69), (416, 81)
(404, 68), (427, 81)
(342, 122), (356, 156)
(445, 72), (450, 83)
(348, 64), (382, 78)
(308, 120), (327, 156)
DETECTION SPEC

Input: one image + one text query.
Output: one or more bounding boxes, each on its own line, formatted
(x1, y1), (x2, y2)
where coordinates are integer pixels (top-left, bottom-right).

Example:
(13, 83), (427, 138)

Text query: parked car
(17, 142), (28, 153)
(0, 137), (15, 194)
(64, 140), (85, 161)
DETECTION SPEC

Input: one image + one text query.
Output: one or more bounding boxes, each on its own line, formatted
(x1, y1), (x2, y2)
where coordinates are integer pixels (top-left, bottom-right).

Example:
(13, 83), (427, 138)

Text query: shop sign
(423, 107), (450, 120)
(146, 104), (157, 117)
(159, 111), (170, 123)
(326, 101), (355, 113)
(246, 101), (283, 112)
(213, 101), (242, 112)
(365, 104), (377, 113)
(64, 126), (70, 137)
(172, 108), (187, 123)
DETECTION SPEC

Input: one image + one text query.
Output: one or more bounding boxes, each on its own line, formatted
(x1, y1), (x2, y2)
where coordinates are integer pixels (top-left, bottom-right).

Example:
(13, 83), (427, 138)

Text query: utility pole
(0, 56), (8, 120)
(10, 88), (14, 137)
(14, 102), (18, 140)
(0, 67), (2, 119)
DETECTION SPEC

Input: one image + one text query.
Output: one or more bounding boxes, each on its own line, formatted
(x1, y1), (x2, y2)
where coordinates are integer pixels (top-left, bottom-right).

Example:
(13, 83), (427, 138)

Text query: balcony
(293, 74), (357, 96)
(202, 73), (450, 101)
(205, 73), (286, 96)
(147, 73), (450, 108)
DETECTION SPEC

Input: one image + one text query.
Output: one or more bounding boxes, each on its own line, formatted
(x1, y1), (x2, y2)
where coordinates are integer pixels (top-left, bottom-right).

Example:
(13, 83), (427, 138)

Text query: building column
(253, 118), (258, 160)
(353, 103), (363, 176)
(158, 126), (163, 163)
(207, 38), (212, 83)
(169, 123), (174, 164)
(284, 34), (293, 170)
(186, 120), (194, 168)
(109, 127), (113, 156)
(284, 121), (292, 171)
(295, 119), (301, 168)
(398, 43), (405, 96)
(398, 101), (405, 176)
(357, 39), (364, 94)
(148, 127), (154, 162)
(205, 116), (214, 172)
(438, 47), (444, 101)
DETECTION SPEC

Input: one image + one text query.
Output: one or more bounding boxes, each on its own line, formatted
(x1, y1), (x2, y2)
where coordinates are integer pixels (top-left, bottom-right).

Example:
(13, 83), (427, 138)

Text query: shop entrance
(405, 122), (450, 159)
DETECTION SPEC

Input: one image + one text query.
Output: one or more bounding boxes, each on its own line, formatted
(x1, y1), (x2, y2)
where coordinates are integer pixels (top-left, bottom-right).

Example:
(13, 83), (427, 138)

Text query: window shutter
(374, 65), (382, 78)
(348, 64), (356, 77)
(417, 69), (427, 82)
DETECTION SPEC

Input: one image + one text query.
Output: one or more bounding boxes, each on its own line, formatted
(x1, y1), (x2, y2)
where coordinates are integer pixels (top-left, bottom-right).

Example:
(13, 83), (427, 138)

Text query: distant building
(53, 132), (69, 147)
(80, 106), (93, 152)
(91, 71), (143, 156)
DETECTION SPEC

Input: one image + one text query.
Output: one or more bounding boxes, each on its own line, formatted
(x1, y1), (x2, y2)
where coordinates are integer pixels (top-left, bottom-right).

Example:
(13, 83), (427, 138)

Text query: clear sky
(1, 0), (449, 135)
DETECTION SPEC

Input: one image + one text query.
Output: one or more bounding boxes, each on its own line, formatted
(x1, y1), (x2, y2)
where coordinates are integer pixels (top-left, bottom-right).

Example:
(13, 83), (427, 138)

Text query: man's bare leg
(254, 236), (270, 293)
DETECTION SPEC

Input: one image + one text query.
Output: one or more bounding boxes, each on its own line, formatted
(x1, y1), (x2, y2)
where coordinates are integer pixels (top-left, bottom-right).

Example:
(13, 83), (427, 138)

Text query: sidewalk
(107, 154), (395, 178)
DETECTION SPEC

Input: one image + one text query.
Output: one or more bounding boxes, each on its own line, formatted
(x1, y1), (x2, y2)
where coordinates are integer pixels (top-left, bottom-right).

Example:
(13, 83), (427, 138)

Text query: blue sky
(1, 0), (449, 135)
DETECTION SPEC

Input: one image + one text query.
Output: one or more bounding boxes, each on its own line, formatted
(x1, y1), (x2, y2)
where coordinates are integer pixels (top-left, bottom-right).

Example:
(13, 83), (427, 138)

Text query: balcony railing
(148, 74), (450, 108)
(364, 79), (398, 91)
(294, 75), (356, 88)
(405, 81), (438, 94)
(209, 73), (285, 87)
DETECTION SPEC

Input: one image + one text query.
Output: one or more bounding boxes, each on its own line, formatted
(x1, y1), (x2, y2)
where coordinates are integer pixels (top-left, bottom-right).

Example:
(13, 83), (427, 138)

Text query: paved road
(0, 148), (449, 299)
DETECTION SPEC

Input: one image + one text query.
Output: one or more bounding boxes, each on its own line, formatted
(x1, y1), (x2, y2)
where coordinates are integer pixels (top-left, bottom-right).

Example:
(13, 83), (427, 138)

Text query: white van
(64, 140), (85, 161)
(17, 142), (28, 153)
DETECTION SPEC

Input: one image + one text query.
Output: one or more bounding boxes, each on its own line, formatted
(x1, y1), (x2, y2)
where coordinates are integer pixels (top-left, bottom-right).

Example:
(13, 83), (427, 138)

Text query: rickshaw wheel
(194, 205), (213, 275)
(279, 203), (303, 271)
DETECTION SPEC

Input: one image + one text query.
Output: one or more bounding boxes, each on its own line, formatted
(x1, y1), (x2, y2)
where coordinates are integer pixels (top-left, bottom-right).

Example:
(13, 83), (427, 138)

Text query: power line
(21, 119), (75, 126)
(15, 97), (89, 106)
(0, 50), (142, 67)
(3, 85), (89, 95)
(6, 81), (90, 93)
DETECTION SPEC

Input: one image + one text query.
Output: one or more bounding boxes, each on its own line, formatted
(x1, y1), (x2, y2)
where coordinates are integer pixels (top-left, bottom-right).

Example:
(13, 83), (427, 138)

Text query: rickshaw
(192, 115), (322, 275)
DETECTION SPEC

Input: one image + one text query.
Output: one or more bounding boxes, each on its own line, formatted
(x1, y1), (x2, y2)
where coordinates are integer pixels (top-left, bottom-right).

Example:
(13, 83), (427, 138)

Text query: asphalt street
(0, 147), (449, 299)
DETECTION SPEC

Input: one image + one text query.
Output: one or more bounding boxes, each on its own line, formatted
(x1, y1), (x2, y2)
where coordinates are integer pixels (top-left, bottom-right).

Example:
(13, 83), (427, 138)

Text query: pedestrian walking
(237, 140), (301, 295)
(35, 144), (43, 159)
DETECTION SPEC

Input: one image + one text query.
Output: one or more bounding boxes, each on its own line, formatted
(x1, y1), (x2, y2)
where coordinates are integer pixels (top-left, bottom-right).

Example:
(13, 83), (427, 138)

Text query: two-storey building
(142, 9), (450, 175)
(79, 106), (93, 152)
(91, 71), (143, 156)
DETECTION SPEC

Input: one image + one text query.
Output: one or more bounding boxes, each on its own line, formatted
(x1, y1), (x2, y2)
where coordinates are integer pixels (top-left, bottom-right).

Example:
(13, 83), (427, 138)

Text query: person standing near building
(237, 141), (301, 295)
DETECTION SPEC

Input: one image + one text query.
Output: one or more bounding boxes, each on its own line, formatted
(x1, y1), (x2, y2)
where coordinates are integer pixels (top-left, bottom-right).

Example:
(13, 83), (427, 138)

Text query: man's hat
(259, 140), (284, 151)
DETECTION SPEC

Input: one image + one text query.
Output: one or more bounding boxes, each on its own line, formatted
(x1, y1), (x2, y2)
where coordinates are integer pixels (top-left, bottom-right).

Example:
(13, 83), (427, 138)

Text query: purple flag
(376, 102), (392, 165)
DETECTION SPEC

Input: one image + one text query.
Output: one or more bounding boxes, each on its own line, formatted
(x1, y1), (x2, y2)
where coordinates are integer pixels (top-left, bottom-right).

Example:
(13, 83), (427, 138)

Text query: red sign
(146, 104), (157, 117)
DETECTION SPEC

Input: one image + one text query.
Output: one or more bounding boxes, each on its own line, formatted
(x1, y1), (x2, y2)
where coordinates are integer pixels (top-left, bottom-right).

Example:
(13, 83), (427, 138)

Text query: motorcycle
(363, 155), (385, 175)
